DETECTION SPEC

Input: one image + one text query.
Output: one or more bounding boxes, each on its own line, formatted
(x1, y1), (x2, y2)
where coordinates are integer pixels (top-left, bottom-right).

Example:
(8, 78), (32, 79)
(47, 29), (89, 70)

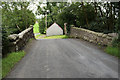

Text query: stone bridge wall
(70, 27), (118, 46)
(8, 25), (34, 52)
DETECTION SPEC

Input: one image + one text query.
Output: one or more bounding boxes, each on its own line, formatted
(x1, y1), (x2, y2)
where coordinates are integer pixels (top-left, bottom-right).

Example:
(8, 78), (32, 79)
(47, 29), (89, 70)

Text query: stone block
(8, 34), (19, 42)
(97, 33), (103, 37)
(102, 34), (107, 38)
(7, 26), (33, 52)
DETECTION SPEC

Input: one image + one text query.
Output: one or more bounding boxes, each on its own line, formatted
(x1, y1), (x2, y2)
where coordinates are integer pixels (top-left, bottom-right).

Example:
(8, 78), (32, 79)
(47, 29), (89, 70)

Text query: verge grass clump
(105, 46), (119, 58)
(105, 37), (120, 58)
(2, 51), (25, 78)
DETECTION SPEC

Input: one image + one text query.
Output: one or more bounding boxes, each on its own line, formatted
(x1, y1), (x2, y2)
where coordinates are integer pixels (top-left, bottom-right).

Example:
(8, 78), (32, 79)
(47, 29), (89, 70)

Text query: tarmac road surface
(7, 39), (119, 78)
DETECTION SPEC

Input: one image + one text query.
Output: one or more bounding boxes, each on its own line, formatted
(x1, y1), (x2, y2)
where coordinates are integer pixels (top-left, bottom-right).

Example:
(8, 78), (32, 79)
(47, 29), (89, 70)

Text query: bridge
(6, 26), (118, 78)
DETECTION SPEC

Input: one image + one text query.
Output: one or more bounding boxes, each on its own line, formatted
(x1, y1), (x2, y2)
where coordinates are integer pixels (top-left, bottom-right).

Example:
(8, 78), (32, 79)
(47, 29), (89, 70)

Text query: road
(7, 39), (118, 78)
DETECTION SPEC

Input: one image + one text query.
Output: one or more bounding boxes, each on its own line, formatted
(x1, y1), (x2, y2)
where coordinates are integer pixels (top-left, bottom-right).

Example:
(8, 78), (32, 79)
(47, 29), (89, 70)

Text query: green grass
(43, 35), (69, 39)
(105, 46), (119, 58)
(35, 34), (44, 39)
(2, 51), (25, 78)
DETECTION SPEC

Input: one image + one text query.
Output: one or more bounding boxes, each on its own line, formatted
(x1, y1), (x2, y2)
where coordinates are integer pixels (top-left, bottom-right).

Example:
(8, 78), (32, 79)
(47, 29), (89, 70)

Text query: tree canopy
(37, 2), (120, 33)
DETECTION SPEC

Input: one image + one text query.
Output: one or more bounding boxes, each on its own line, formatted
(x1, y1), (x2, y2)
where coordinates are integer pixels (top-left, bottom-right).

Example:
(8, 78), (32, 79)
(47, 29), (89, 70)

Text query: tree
(2, 2), (36, 55)
(36, 2), (119, 34)
(36, 2), (68, 32)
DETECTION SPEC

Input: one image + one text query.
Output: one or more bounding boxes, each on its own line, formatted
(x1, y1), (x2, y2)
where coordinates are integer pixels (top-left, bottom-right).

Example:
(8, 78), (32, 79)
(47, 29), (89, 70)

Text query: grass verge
(2, 51), (25, 78)
(35, 34), (44, 39)
(105, 46), (119, 58)
(43, 35), (69, 39)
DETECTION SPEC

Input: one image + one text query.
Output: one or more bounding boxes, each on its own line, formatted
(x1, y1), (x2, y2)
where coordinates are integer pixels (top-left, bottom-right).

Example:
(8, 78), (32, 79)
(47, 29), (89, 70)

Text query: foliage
(37, 2), (120, 34)
(2, 2), (36, 55)
(33, 22), (40, 33)
(37, 2), (68, 33)
(2, 2), (35, 34)
(117, 11), (120, 42)
(113, 7), (120, 47)
(37, 18), (46, 33)
(105, 46), (119, 58)
(2, 51), (25, 78)
(57, 3), (96, 33)
(106, 9), (120, 58)
(112, 38), (120, 47)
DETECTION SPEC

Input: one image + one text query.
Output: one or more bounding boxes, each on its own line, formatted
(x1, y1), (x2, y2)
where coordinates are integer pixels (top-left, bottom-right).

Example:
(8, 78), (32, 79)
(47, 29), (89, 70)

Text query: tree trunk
(109, 3), (114, 32)
(94, 2), (98, 15)
(81, 2), (89, 27)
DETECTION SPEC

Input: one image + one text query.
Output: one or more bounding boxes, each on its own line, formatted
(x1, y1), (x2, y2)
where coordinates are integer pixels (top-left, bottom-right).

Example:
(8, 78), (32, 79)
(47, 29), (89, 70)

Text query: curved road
(7, 39), (118, 78)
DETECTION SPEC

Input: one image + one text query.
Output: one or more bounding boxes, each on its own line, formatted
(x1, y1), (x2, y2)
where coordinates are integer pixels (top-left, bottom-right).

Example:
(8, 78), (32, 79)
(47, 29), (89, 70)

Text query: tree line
(37, 2), (120, 34)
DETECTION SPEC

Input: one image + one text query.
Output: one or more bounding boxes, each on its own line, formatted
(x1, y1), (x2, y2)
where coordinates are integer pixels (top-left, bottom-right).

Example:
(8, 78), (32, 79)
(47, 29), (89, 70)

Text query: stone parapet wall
(70, 27), (118, 46)
(8, 26), (34, 52)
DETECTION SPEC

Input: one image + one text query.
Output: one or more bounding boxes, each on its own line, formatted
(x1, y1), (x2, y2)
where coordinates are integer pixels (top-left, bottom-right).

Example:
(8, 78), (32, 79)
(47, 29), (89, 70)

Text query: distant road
(7, 39), (118, 78)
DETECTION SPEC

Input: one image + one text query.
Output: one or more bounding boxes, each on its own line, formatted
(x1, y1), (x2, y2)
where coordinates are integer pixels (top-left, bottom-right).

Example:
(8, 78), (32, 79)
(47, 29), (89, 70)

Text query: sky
(27, 0), (47, 19)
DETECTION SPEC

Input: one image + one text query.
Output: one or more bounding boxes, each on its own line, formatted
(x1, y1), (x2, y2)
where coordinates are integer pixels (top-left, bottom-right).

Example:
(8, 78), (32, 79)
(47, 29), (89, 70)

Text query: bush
(2, 27), (10, 56)
(112, 37), (120, 47)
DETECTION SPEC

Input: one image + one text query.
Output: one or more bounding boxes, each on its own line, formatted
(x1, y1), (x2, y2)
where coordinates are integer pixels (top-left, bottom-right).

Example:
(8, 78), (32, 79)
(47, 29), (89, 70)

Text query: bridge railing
(8, 25), (34, 52)
(70, 26), (118, 46)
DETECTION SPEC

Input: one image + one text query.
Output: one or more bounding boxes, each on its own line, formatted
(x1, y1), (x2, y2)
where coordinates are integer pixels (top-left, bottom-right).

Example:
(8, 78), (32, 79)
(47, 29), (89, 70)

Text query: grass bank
(43, 35), (69, 39)
(105, 46), (119, 58)
(2, 51), (25, 78)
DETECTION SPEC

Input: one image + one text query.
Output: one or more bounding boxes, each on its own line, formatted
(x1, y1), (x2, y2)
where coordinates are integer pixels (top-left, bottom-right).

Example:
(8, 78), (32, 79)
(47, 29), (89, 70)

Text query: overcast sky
(27, 0), (47, 19)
